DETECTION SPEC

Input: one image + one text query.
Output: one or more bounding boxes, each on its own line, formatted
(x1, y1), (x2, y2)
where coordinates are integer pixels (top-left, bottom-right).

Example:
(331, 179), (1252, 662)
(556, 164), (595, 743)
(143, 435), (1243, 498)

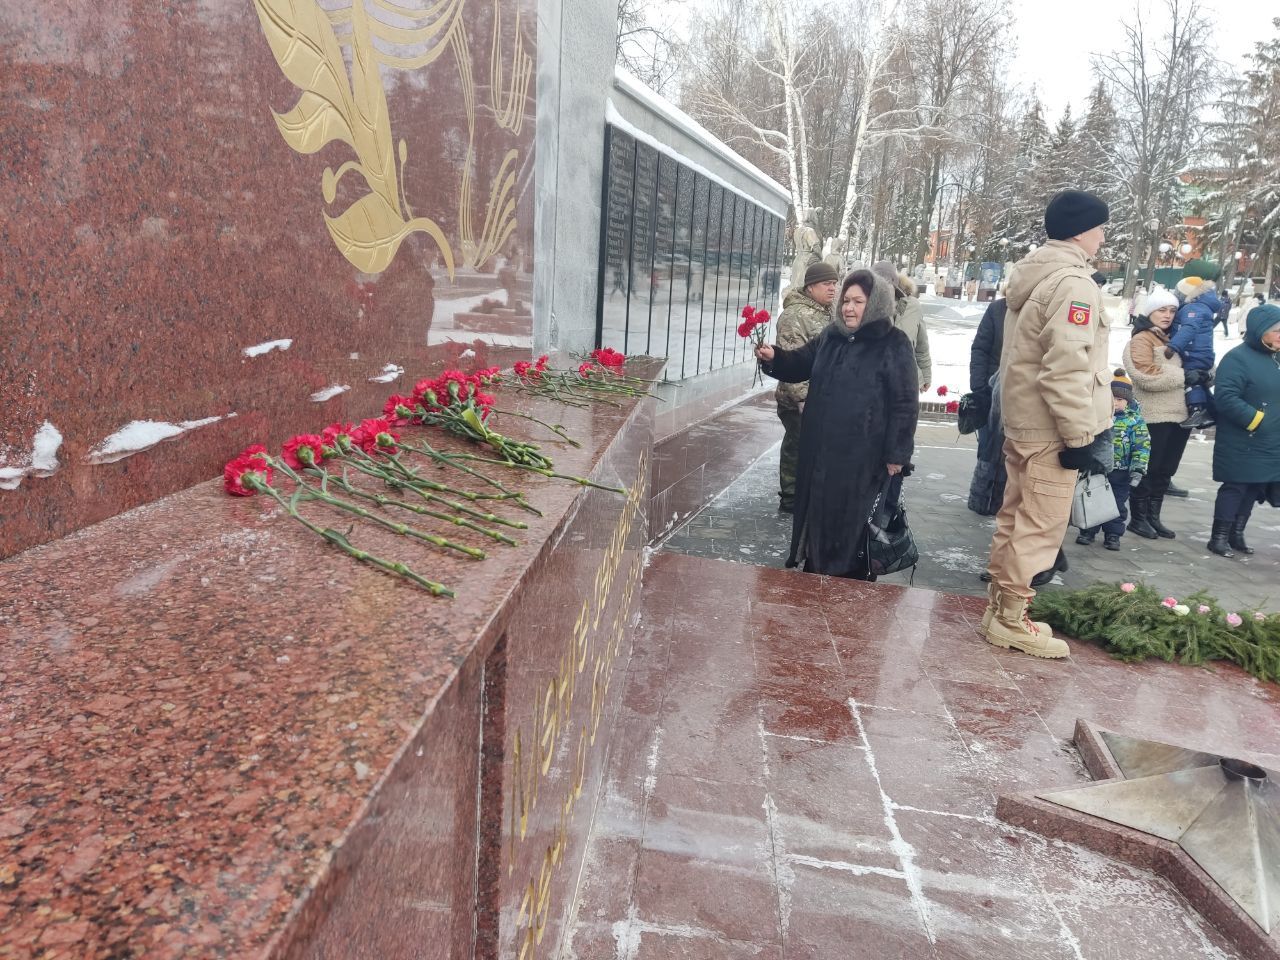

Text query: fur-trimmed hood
(831, 268), (897, 339)
(897, 271), (917, 298)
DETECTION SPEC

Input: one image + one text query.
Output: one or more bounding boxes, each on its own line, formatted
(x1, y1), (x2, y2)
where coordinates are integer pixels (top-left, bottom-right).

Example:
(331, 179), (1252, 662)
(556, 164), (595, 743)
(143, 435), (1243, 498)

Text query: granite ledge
(0, 360), (661, 960)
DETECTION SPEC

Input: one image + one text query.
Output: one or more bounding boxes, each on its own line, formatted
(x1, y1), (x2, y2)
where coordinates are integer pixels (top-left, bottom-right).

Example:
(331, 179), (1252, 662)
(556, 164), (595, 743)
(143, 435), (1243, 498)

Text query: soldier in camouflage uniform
(776, 261), (839, 512)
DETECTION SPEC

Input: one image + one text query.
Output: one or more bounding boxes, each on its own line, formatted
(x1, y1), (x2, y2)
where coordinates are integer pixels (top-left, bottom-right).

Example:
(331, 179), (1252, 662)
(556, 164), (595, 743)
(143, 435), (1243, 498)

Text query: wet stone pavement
(564, 553), (1280, 959)
(661, 417), (1280, 615)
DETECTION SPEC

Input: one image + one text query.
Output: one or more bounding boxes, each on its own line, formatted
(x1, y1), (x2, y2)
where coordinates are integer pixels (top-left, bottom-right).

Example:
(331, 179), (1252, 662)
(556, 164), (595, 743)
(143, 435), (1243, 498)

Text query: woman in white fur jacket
(1121, 288), (1191, 540)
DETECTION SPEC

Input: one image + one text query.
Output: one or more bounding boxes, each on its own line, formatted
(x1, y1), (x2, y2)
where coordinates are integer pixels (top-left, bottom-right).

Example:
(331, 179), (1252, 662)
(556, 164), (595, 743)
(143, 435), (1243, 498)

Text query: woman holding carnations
(754, 269), (919, 579)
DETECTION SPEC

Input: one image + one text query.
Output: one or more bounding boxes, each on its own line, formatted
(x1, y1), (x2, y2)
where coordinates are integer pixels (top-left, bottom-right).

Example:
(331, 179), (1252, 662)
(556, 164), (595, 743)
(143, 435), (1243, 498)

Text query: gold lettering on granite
(251, 0), (531, 275)
(507, 451), (649, 958)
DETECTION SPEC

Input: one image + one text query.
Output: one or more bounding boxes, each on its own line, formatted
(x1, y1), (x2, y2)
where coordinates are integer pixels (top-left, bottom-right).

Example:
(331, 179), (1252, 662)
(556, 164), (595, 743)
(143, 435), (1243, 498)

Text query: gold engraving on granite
(253, 0), (532, 274)
(508, 449), (649, 958)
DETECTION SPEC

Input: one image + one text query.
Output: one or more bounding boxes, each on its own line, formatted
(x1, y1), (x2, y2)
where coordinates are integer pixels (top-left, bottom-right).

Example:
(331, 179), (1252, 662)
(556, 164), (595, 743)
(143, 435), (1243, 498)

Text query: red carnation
(936, 385), (948, 397)
(353, 417), (398, 453)
(590, 348), (625, 369)
(383, 394), (416, 423)
(224, 446), (273, 496)
(476, 366), (502, 384)
(755, 309), (770, 324)
(282, 434), (326, 470)
(741, 305), (756, 320)
(534, 354), (549, 371)
(945, 399), (960, 414)
(578, 362), (595, 377)
(322, 422), (357, 448)
(737, 321), (753, 338)
(513, 360), (534, 379)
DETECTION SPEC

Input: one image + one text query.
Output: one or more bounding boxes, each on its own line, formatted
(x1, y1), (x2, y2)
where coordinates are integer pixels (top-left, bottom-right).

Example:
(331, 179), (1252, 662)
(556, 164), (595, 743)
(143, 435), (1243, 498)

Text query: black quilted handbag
(866, 477), (919, 577)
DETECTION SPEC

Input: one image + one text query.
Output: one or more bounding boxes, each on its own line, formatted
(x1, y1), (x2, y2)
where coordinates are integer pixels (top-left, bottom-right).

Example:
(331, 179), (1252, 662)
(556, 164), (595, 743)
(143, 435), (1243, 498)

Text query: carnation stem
(396, 439), (543, 516)
(309, 468), (520, 546)
(444, 451), (628, 494)
(490, 408), (581, 447)
(273, 459), (487, 559)
(252, 481), (453, 597)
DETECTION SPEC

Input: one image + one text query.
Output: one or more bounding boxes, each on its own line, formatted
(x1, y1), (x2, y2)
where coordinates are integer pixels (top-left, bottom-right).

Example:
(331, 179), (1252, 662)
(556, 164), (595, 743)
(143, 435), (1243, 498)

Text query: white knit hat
(1140, 287), (1179, 316)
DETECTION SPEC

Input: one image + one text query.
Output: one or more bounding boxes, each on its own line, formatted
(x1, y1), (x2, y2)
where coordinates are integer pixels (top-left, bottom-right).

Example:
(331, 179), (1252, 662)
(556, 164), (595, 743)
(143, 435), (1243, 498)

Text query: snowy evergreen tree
(1077, 82), (1131, 261)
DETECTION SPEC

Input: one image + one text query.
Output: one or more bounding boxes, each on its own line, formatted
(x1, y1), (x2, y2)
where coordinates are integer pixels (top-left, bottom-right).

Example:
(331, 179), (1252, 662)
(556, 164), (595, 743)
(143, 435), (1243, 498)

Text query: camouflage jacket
(774, 288), (830, 409)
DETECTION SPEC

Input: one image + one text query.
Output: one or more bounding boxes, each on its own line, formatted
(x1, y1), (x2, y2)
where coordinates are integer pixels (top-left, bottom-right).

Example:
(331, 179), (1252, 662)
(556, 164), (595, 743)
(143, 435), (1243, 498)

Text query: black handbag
(865, 476), (919, 577)
(956, 392), (989, 435)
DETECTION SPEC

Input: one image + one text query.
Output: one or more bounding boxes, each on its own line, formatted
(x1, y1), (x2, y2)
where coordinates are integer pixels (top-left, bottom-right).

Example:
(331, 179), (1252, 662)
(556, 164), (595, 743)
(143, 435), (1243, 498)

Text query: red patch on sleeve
(1067, 301), (1091, 326)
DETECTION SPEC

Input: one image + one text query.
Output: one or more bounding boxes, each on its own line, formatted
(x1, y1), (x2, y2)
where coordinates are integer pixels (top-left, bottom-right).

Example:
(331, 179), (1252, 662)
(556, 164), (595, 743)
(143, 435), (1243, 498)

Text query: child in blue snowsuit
(1076, 371), (1151, 550)
(1164, 276), (1226, 429)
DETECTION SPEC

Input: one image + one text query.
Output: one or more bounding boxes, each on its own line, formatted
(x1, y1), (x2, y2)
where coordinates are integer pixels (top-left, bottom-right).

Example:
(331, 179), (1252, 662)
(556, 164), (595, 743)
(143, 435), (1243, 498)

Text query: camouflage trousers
(777, 406), (802, 508)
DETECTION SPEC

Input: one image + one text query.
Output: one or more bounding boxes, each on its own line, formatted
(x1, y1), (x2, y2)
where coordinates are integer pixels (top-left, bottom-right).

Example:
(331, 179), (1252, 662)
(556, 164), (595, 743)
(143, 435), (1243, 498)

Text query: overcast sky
(1011, 0), (1259, 118)
(646, 0), (1261, 121)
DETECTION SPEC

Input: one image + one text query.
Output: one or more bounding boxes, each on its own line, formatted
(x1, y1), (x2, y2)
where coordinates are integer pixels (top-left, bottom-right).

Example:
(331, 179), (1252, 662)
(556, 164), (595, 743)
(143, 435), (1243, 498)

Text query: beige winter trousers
(987, 438), (1076, 601)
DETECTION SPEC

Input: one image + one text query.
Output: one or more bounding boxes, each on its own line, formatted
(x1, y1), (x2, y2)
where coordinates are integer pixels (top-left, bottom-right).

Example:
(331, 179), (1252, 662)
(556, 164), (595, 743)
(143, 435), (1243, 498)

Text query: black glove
(1059, 445), (1106, 473)
(1184, 370), (1206, 387)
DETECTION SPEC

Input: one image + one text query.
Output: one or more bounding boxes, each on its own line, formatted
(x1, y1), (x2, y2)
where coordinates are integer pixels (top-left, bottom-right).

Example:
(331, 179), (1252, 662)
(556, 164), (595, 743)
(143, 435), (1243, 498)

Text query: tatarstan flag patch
(1067, 301), (1091, 326)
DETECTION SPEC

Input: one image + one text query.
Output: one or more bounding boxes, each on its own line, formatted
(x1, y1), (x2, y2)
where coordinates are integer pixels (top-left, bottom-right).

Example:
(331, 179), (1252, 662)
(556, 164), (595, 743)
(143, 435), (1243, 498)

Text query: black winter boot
(1166, 482), (1189, 498)
(1104, 534), (1121, 551)
(1229, 516), (1255, 555)
(1127, 497), (1159, 539)
(1179, 406), (1216, 430)
(1148, 496), (1176, 539)
(1207, 519), (1236, 558)
(1030, 549), (1069, 588)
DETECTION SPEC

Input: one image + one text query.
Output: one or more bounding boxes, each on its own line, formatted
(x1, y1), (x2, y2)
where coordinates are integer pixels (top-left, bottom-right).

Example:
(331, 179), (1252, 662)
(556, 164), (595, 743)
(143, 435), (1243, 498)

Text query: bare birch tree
(1091, 0), (1217, 296)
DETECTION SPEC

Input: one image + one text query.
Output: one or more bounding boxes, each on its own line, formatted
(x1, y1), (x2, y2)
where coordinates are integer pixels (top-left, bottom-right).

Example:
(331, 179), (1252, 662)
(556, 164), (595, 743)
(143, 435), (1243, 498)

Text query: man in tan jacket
(775, 260), (839, 512)
(983, 190), (1113, 658)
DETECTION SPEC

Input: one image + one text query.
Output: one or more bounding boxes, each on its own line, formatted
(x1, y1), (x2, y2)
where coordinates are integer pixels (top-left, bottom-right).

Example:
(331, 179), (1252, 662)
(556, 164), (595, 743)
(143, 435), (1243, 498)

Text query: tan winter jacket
(1122, 326), (1188, 425)
(774, 287), (830, 409)
(998, 241), (1111, 448)
(893, 273), (932, 387)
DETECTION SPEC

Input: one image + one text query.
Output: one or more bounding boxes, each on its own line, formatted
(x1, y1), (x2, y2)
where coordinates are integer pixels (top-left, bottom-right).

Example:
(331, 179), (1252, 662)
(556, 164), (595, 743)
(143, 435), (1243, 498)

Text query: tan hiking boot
(984, 592), (1069, 658)
(981, 582), (1053, 637)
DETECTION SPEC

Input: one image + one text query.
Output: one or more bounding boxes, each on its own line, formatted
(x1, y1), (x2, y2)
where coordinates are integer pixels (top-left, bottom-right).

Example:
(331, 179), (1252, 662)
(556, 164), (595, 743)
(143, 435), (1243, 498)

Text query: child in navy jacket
(1164, 276), (1225, 429)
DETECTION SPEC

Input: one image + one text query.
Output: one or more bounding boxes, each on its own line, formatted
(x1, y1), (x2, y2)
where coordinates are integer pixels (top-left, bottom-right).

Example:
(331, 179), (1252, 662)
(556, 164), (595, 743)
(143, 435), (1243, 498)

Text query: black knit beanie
(1044, 190), (1109, 241)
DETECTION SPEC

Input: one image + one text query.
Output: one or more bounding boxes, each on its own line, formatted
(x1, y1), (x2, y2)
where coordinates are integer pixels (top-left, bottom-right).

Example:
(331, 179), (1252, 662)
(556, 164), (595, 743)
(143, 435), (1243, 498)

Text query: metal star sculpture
(1038, 730), (1280, 932)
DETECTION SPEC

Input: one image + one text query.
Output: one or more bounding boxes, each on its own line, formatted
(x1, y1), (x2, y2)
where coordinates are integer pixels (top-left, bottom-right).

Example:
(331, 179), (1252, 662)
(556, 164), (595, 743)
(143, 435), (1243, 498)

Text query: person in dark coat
(755, 269), (919, 579)
(1206, 303), (1280, 557)
(967, 298), (1006, 515)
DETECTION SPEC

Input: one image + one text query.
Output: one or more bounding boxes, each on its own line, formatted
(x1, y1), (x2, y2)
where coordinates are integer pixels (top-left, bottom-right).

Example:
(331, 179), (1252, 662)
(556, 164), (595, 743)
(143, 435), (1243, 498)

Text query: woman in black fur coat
(756, 269), (920, 579)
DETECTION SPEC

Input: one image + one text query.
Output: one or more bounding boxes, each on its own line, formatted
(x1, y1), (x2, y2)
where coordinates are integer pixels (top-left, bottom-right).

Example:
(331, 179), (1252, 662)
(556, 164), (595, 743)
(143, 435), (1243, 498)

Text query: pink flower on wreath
(1197, 604), (1211, 614)
(1161, 597), (1178, 608)
(1256, 612), (1267, 622)
(1226, 613), (1243, 628)
(1120, 582), (1136, 593)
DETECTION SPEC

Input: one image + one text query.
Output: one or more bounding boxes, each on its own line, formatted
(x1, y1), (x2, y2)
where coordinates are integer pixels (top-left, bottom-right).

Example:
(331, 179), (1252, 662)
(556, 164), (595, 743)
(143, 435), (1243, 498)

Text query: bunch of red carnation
(589, 348), (626, 371)
(513, 355), (550, 381)
(411, 369), (497, 418)
(737, 305), (771, 341)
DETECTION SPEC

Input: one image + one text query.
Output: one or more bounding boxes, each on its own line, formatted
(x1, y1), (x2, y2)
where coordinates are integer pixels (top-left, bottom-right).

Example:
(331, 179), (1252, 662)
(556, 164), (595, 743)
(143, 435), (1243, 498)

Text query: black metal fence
(596, 125), (785, 379)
